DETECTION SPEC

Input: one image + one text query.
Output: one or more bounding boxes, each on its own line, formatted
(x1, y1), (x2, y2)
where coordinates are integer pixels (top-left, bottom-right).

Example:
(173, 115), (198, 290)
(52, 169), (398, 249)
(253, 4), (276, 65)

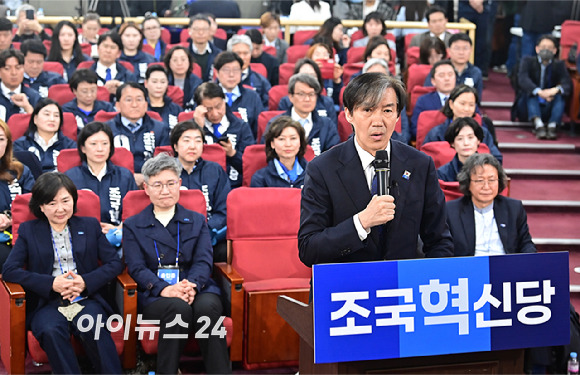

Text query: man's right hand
(358, 194), (396, 230)
(104, 79), (122, 95)
(193, 105), (208, 128)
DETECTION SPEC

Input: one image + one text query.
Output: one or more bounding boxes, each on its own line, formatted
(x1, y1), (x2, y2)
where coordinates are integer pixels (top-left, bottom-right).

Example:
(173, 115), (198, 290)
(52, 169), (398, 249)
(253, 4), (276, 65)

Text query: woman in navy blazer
(123, 153), (230, 374)
(2, 172), (123, 374)
(446, 153), (536, 256)
(251, 116), (308, 188)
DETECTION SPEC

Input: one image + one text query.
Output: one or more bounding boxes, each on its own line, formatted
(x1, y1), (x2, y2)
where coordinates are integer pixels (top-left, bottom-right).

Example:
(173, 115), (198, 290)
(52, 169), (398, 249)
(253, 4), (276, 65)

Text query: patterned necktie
(225, 92), (234, 106)
(8, 91), (15, 98)
(213, 123), (222, 138)
(105, 68), (112, 81)
(128, 122), (138, 132)
(298, 118), (308, 127)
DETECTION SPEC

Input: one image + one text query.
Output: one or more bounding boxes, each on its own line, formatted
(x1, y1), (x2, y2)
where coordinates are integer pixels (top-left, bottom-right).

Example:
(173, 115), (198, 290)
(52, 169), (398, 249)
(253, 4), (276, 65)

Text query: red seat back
(347, 46), (365, 63)
(416, 110), (447, 149)
(257, 110), (284, 142)
(263, 45), (277, 57)
(406, 64), (432, 101)
(179, 29), (190, 43)
(279, 63), (295, 85)
(227, 187), (310, 283)
(161, 27), (171, 44)
(153, 144), (227, 172)
(268, 85), (288, 110)
(166, 85), (184, 107)
(420, 141), (490, 169)
(250, 63), (268, 79)
(337, 111), (352, 142)
(94, 111), (162, 122)
(142, 43), (155, 56)
(409, 85), (437, 115)
(215, 28), (227, 40)
(342, 62), (364, 85)
(293, 30), (318, 45)
(405, 46), (420, 67)
(439, 180), (463, 202)
(48, 83), (110, 106)
(560, 20), (580, 62)
(350, 29), (364, 45)
(8, 112), (78, 141)
(122, 189), (206, 221)
(405, 33), (418, 50)
(56, 147), (135, 173)
(43, 61), (64, 76)
(286, 45), (310, 64)
(80, 43), (92, 56)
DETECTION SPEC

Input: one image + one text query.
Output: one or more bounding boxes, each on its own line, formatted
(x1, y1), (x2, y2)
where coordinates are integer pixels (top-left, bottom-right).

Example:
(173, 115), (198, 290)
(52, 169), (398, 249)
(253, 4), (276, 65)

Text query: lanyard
(154, 222), (180, 267)
(51, 226), (73, 275)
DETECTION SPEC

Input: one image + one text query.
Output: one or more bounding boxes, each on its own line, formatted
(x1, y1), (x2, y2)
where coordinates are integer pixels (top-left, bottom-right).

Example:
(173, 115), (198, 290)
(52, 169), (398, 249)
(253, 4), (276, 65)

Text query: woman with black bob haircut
(47, 20), (90, 81)
(65, 121), (138, 233)
(164, 45), (203, 110)
(437, 117), (484, 182)
(251, 116), (308, 188)
(2, 172), (124, 374)
(13, 98), (77, 173)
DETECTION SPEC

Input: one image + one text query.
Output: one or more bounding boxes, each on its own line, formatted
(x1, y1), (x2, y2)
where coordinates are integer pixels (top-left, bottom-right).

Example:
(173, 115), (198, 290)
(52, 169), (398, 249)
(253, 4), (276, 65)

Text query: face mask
(538, 49), (555, 62)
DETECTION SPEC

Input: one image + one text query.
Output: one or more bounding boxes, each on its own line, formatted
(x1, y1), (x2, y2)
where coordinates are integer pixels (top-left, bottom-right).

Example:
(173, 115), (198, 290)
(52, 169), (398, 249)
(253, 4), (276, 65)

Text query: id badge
(158, 266), (179, 285)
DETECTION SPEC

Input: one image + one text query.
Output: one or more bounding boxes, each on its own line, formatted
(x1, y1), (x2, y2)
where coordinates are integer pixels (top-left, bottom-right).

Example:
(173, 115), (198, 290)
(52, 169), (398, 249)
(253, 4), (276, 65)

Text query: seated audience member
(47, 20), (90, 81)
(171, 120), (231, 262)
(344, 0), (396, 21)
(446, 153), (536, 256)
(13, 98), (77, 173)
(2, 172), (123, 375)
(0, 49), (41, 122)
(393, 0), (427, 40)
(105, 82), (170, 184)
(88, 32), (139, 96)
(228, 34), (271, 108)
(409, 5), (453, 47)
(306, 42), (343, 105)
(424, 33), (483, 99)
(418, 36), (447, 65)
(142, 14), (166, 61)
(65, 121), (138, 232)
(423, 85), (502, 163)
(201, 13), (227, 51)
(251, 116), (308, 188)
(411, 60), (457, 137)
(437, 117), (484, 182)
(278, 58), (337, 121)
(79, 13), (100, 58)
(123, 153), (231, 375)
(0, 119), (34, 268)
(349, 36), (393, 81)
(266, 73), (339, 157)
(0, 17), (14, 51)
(260, 11), (288, 64)
(118, 22), (157, 82)
(353, 12), (396, 53)
(165, 45), (202, 111)
(62, 69), (116, 131)
(312, 17), (350, 65)
(145, 65), (182, 130)
(246, 28), (280, 86)
(12, 4), (51, 43)
(188, 14), (222, 82)
(192, 82), (254, 188)
(518, 34), (571, 140)
(288, 0), (331, 33)
(21, 39), (66, 97)
(213, 51), (263, 139)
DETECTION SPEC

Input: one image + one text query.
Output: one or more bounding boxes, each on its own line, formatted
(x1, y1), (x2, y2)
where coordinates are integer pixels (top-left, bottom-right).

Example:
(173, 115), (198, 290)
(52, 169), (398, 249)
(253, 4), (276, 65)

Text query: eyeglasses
(147, 180), (180, 192)
(221, 68), (241, 75)
(293, 92), (316, 100)
(471, 179), (498, 186)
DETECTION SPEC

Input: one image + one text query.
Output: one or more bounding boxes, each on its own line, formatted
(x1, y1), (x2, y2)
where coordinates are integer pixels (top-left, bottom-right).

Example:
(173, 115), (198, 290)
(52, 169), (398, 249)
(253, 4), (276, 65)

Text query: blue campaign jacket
(0, 167), (35, 212)
(266, 108), (340, 157)
(87, 61), (139, 85)
(179, 158), (231, 231)
(278, 94), (337, 122)
(147, 95), (183, 131)
(123, 203), (220, 309)
(437, 153), (463, 182)
(62, 98), (116, 131)
(120, 51), (157, 82)
(230, 84), (264, 140)
(423, 119), (502, 163)
(424, 62), (483, 99)
(51, 53), (91, 81)
(2, 216), (123, 326)
(13, 132), (77, 173)
(202, 110), (255, 188)
(24, 71), (66, 98)
(189, 41), (222, 82)
(0, 84), (42, 122)
(250, 158), (307, 188)
(241, 68), (271, 108)
(65, 161), (138, 225)
(168, 73), (202, 111)
(106, 114), (171, 173)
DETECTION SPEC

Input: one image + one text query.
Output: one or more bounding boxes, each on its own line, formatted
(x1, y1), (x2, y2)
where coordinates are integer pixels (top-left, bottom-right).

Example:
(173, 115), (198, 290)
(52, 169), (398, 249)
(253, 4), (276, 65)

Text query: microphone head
(374, 150), (389, 169)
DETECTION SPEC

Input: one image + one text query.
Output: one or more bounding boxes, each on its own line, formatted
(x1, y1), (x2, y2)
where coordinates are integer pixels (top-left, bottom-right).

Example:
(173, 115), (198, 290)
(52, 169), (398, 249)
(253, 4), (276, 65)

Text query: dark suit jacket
(2, 216), (123, 326)
(298, 138), (453, 267)
(409, 31), (453, 48)
(446, 195), (537, 257)
(518, 56), (572, 97)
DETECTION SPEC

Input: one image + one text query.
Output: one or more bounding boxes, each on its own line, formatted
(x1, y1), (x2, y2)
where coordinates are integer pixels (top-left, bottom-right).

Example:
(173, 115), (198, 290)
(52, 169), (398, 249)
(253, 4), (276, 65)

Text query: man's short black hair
(536, 34), (558, 49)
(0, 17), (12, 32)
(214, 51), (243, 71)
(188, 14), (211, 28)
(245, 28), (263, 45)
(97, 31), (123, 50)
(194, 82), (225, 104)
(20, 39), (47, 58)
(426, 5), (447, 22)
(116, 82), (146, 102)
(343, 73), (406, 117)
(430, 59), (456, 80)
(0, 49), (24, 68)
(69, 69), (99, 91)
(448, 33), (472, 47)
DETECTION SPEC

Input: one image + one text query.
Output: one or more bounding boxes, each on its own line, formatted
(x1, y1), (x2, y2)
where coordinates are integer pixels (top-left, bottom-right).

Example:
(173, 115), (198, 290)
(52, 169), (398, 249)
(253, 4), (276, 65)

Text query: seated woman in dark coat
(2, 172), (123, 374)
(251, 116), (308, 188)
(437, 117), (484, 182)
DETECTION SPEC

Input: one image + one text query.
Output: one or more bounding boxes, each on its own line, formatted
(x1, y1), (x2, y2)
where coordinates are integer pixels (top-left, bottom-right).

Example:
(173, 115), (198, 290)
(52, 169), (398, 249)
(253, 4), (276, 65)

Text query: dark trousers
(142, 293), (231, 375)
(30, 298), (123, 374)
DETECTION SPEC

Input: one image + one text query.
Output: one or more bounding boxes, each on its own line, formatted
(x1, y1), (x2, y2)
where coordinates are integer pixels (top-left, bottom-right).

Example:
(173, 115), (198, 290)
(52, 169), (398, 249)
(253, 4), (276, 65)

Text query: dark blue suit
(250, 158), (307, 188)
(229, 84), (264, 140)
(168, 73), (203, 111)
(24, 71), (66, 97)
(120, 51), (157, 82)
(424, 62), (483, 99)
(437, 154), (463, 182)
(298, 138), (454, 267)
(411, 91), (445, 137)
(13, 132), (77, 173)
(241, 69), (271, 108)
(446, 195), (537, 256)
(62, 98), (116, 130)
(0, 84), (42, 122)
(87, 61), (139, 85)
(2, 216), (123, 374)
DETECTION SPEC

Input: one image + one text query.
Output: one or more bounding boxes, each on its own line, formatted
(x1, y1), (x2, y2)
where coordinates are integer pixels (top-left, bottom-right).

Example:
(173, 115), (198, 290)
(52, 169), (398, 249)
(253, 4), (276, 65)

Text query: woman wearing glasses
(445, 153), (536, 257)
(123, 153), (231, 375)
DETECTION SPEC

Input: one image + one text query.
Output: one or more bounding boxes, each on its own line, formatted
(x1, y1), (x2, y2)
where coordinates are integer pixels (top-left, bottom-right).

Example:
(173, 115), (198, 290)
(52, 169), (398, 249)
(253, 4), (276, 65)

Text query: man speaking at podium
(299, 73), (453, 266)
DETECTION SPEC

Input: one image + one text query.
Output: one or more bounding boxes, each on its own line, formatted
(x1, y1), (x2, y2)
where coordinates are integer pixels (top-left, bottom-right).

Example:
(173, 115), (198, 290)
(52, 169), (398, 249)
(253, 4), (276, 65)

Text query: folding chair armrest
(0, 278), (26, 374)
(214, 262), (244, 362)
(115, 271), (137, 369)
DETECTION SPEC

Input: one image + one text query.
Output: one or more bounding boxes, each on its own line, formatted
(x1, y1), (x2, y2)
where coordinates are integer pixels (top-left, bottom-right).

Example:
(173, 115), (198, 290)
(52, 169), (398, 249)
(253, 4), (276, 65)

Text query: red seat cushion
(243, 278), (311, 293)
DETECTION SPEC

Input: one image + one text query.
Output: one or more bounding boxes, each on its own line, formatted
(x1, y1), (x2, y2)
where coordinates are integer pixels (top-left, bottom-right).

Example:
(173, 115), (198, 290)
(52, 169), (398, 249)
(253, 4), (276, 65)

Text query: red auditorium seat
(154, 144), (227, 172)
(293, 30), (318, 45)
(250, 62), (268, 79)
(56, 147), (135, 173)
(257, 110), (285, 142)
(279, 63), (295, 85)
(268, 85), (288, 110)
(8, 112), (78, 141)
(286, 45), (310, 63)
(48, 83), (110, 106)
(420, 141), (490, 169)
(43, 61), (64, 76)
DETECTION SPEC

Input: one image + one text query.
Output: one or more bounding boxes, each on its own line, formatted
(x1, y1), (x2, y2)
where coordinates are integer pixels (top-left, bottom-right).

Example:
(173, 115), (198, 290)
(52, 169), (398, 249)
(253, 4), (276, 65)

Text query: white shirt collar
(1, 82), (21, 98)
(88, 163), (107, 181)
(354, 136), (391, 190)
(191, 42), (211, 54)
(290, 107), (313, 137)
(204, 113), (230, 134)
(96, 61), (118, 80)
(34, 131), (59, 151)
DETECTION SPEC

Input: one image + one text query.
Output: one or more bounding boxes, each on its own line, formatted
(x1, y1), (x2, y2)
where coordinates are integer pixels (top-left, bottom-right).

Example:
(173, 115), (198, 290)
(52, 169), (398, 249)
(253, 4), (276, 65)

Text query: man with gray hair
(13, 4), (50, 43)
(188, 14), (222, 82)
(264, 73), (339, 156)
(227, 34), (271, 108)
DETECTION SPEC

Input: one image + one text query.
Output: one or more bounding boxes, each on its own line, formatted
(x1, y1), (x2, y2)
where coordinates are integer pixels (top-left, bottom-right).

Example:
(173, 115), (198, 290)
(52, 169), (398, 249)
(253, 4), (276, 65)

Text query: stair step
(505, 168), (580, 177)
(534, 238), (580, 246)
(499, 142), (577, 151)
(481, 101), (513, 108)
(522, 200), (580, 208)
(494, 120), (533, 127)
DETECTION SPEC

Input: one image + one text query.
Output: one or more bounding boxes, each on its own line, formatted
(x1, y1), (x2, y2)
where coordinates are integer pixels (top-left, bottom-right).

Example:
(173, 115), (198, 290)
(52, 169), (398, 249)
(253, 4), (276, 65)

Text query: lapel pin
(500, 223), (506, 228)
(78, 231), (84, 235)
(402, 170), (411, 180)
(184, 218), (190, 222)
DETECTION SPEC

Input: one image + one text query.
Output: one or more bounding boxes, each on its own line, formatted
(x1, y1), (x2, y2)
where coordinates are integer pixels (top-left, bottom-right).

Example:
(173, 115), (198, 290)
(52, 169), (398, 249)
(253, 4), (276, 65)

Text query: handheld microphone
(373, 150), (390, 196)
